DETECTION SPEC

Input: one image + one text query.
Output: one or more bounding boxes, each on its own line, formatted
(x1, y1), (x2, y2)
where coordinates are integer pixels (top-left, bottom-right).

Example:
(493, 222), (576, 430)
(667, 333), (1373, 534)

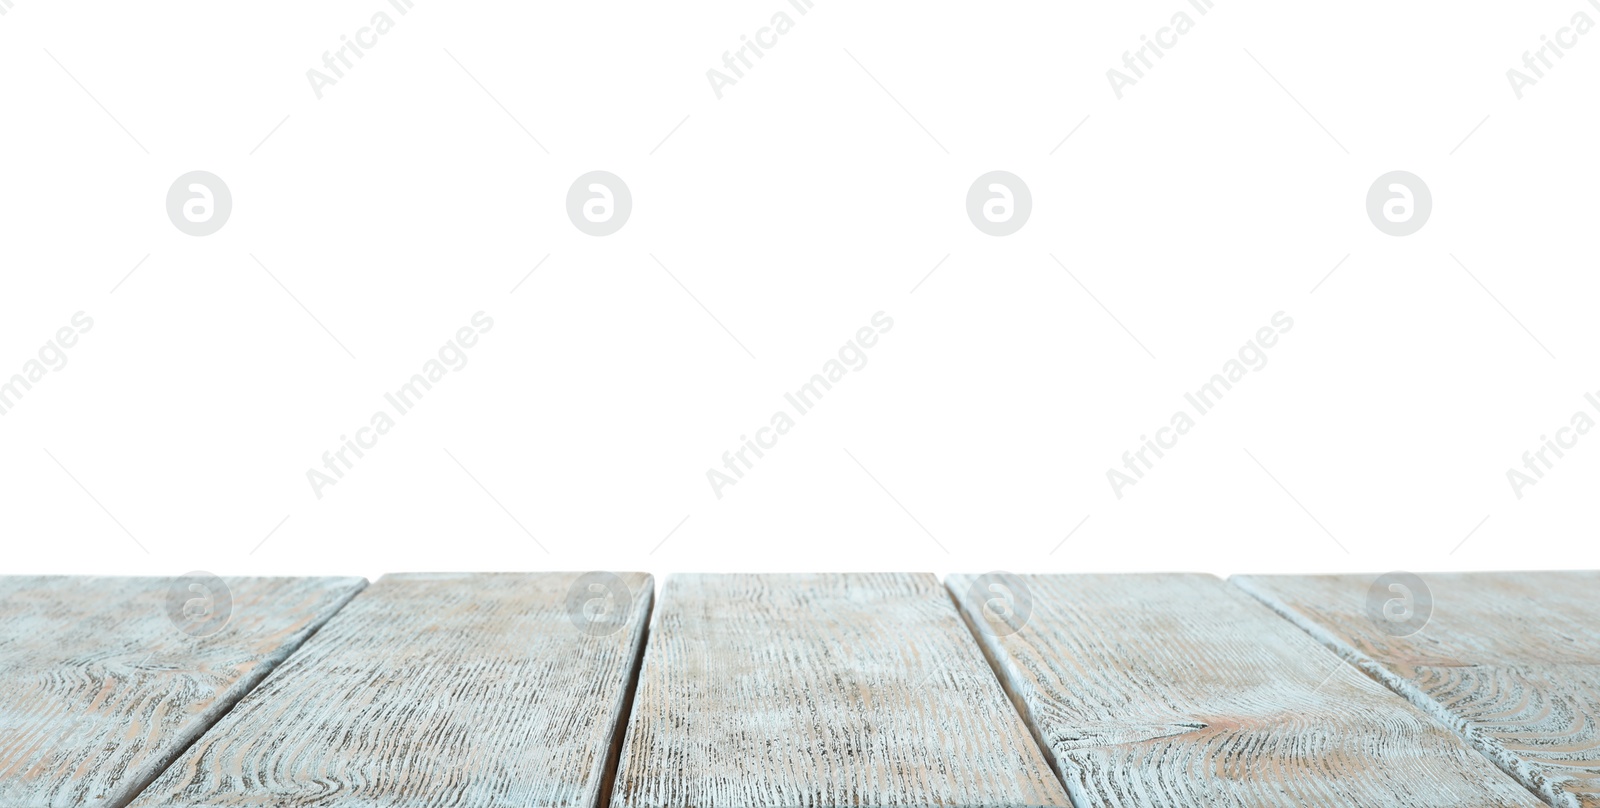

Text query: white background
(2, 0), (1596, 585)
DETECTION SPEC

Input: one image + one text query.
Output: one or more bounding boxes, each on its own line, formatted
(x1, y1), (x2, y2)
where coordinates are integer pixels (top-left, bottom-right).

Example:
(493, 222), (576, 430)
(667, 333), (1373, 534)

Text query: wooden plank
(948, 572), (1544, 808)
(1235, 571), (1600, 808)
(129, 571), (652, 808)
(611, 572), (1070, 808)
(0, 574), (365, 808)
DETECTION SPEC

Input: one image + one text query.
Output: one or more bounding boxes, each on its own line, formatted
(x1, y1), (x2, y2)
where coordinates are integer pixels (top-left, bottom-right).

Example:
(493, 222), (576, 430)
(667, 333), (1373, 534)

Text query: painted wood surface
(1235, 571), (1600, 808)
(611, 572), (1070, 808)
(130, 571), (652, 808)
(0, 575), (365, 808)
(948, 572), (1544, 807)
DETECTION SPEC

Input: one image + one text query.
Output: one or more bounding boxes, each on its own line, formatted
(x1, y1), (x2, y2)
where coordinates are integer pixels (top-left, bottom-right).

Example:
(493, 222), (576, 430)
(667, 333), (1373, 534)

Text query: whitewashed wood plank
(949, 572), (1544, 808)
(0, 574), (366, 808)
(1235, 571), (1600, 808)
(129, 571), (652, 808)
(611, 572), (1070, 808)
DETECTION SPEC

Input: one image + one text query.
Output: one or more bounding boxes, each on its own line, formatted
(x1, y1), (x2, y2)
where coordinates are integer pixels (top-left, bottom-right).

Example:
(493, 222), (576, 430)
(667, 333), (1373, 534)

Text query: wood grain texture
(948, 573), (1543, 808)
(612, 572), (1070, 808)
(1235, 571), (1600, 808)
(0, 575), (366, 808)
(130, 571), (653, 808)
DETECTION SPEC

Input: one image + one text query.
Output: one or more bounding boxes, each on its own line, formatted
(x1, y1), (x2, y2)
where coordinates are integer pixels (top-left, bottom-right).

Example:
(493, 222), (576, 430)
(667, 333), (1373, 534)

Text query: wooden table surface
(5, 570), (1599, 808)
(0, 575), (365, 808)
(128, 572), (653, 808)
(1236, 571), (1600, 808)
(949, 573), (1543, 807)
(610, 572), (1071, 808)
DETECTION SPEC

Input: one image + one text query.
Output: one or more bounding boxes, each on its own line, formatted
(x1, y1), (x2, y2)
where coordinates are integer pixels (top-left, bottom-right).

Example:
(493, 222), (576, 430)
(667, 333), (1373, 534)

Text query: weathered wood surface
(948, 572), (1543, 807)
(1235, 571), (1600, 808)
(130, 571), (652, 808)
(0, 575), (365, 808)
(611, 572), (1070, 808)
